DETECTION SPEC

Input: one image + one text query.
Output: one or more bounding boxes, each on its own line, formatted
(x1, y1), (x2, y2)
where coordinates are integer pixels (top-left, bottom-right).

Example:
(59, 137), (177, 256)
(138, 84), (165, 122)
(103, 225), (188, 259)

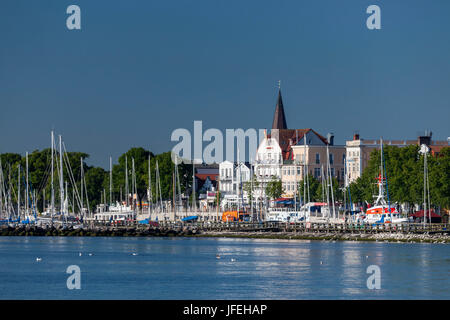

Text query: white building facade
(253, 134), (283, 199)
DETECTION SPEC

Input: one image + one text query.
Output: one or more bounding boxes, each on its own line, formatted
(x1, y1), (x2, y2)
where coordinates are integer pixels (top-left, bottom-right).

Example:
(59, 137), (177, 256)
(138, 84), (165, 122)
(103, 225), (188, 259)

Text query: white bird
(320, 261), (323, 265)
(88, 253), (93, 256)
(79, 253), (82, 256)
(36, 257), (42, 262)
(231, 258), (236, 262)
(216, 254), (221, 259)
(131, 253), (138, 256)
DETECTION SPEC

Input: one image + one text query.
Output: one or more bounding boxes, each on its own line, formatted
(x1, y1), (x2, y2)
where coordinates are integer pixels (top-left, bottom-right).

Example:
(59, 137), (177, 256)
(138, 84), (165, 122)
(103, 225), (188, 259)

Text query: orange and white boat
(363, 140), (409, 225)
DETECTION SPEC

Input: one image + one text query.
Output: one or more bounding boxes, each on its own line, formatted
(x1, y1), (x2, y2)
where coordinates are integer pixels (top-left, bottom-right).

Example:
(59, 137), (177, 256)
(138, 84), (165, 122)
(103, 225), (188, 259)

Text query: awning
(181, 216), (198, 221)
(411, 210), (441, 218)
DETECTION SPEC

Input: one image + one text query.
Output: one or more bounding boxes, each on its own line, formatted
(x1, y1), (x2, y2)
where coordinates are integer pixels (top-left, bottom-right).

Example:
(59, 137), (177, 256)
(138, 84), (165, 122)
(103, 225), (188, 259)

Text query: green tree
(298, 176), (342, 203)
(265, 176), (282, 200)
(429, 147), (450, 211)
(243, 174), (260, 203)
(84, 167), (108, 210)
(348, 145), (450, 213)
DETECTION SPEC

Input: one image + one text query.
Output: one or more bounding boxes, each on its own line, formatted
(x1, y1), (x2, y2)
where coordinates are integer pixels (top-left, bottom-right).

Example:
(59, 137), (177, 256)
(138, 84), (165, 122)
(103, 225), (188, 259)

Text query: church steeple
(272, 88), (288, 130)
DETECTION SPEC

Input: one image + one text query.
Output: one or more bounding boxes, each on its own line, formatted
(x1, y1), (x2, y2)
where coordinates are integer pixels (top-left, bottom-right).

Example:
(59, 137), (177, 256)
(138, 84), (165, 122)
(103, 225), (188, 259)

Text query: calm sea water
(0, 236), (448, 300)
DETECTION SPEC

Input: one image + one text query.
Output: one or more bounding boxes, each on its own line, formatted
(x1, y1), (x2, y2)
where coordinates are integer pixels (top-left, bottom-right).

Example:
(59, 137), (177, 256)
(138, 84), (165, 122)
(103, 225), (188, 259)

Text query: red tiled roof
(274, 128), (328, 161)
(430, 145), (447, 156)
(195, 173), (218, 181)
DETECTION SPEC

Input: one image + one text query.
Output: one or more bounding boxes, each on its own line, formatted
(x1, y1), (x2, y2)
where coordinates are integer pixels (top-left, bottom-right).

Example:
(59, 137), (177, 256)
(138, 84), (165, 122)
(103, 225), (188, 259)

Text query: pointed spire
(272, 88), (288, 130)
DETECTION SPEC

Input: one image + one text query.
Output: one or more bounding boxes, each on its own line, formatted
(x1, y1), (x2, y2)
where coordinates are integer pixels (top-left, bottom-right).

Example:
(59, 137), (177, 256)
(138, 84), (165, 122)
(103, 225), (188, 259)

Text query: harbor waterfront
(1, 221), (450, 243)
(0, 236), (449, 300)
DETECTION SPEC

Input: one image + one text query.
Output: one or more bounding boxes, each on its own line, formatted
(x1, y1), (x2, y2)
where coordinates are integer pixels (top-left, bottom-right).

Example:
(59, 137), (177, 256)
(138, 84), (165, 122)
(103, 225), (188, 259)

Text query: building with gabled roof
(253, 88), (345, 200)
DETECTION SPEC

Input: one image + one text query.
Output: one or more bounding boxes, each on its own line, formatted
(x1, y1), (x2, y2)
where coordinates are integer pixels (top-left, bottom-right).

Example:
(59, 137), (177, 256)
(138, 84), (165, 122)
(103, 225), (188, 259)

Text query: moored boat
(363, 140), (408, 225)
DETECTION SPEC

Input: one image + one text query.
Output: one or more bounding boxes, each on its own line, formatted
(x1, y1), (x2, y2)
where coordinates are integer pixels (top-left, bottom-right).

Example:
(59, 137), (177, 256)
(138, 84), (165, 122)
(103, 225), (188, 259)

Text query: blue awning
(181, 216), (198, 221)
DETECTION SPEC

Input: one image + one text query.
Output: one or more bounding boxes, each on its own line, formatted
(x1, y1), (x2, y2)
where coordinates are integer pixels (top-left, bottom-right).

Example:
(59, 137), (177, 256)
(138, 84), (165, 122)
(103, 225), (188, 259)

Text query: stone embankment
(196, 230), (450, 243)
(0, 225), (198, 237)
(1, 224), (449, 243)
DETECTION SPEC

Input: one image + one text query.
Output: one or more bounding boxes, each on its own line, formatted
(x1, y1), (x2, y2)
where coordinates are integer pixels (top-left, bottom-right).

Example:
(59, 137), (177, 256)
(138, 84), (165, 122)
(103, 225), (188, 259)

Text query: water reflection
(0, 237), (449, 299)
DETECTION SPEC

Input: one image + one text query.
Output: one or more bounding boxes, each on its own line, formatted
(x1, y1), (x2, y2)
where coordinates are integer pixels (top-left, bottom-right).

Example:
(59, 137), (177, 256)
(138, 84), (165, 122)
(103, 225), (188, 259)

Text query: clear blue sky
(1, 0), (449, 168)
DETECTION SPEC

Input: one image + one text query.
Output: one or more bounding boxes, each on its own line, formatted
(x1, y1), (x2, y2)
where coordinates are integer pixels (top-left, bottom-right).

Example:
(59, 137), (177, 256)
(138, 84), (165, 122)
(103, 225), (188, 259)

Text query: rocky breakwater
(0, 225), (199, 237)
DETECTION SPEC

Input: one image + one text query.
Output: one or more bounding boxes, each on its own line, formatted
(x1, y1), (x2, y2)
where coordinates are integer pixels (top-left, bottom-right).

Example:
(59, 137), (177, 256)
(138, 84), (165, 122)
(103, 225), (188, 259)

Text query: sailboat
(94, 156), (135, 224)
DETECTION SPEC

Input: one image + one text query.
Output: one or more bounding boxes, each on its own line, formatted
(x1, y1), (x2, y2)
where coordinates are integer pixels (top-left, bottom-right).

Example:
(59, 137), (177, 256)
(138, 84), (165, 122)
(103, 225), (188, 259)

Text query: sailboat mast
(80, 157), (84, 215)
(303, 165), (307, 207)
(327, 144), (336, 220)
(303, 134), (311, 206)
(173, 157), (177, 220)
(26, 152), (29, 217)
(192, 160), (196, 212)
(172, 170), (176, 221)
(148, 154), (151, 217)
(0, 159), (2, 219)
(51, 131), (54, 221)
(155, 160), (159, 211)
(156, 160), (162, 211)
(132, 158), (135, 211)
(109, 156), (112, 206)
(426, 155), (431, 225)
(321, 165), (325, 203)
(125, 156), (129, 207)
(8, 166), (12, 220)
(380, 138), (384, 199)
(17, 164), (20, 220)
(175, 158), (182, 211)
(325, 145), (331, 220)
(59, 135), (64, 218)
(0, 159), (3, 219)
(237, 148), (241, 213)
(250, 164), (253, 219)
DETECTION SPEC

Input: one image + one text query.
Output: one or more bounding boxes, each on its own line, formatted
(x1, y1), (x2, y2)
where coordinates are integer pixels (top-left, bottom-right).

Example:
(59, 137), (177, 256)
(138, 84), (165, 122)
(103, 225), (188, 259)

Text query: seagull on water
(131, 253), (138, 256)
(216, 254), (221, 259)
(36, 257), (42, 262)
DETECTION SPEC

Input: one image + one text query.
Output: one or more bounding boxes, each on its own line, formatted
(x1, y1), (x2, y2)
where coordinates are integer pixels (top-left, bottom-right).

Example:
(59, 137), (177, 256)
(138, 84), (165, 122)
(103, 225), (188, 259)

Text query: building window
(297, 167), (301, 175)
(342, 154), (346, 164)
(329, 153), (334, 165)
(315, 153), (320, 164)
(330, 168), (335, 177)
(314, 168), (320, 178)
